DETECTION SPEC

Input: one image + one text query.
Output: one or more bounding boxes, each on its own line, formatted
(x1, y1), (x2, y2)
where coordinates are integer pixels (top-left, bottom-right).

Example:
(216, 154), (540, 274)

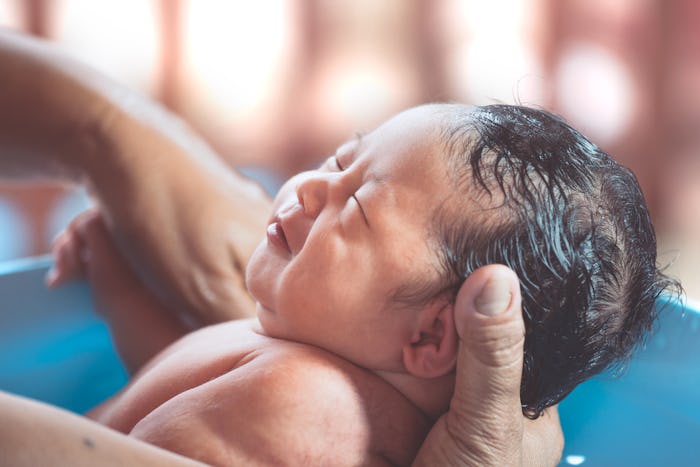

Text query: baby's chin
(254, 302), (285, 338)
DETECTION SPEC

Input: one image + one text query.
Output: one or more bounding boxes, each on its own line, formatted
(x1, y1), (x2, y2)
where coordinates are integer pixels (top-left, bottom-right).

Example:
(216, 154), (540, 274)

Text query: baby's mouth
(266, 220), (291, 254)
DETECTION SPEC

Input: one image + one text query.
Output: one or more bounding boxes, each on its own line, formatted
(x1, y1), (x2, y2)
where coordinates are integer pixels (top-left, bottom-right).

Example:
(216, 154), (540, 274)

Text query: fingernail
(475, 275), (512, 316)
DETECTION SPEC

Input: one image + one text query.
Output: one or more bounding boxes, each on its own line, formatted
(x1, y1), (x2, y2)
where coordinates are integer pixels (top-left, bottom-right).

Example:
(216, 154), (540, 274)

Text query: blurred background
(0, 0), (699, 299)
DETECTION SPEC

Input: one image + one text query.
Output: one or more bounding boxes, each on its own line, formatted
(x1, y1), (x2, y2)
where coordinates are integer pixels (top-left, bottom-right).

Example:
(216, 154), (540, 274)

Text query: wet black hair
(436, 104), (679, 418)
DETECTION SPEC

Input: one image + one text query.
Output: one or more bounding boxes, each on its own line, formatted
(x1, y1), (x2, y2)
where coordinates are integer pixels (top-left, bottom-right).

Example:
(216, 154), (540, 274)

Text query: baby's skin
(50, 105), (466, 466)
(95, 321), (431, 466)
(54, 210), (434, 466)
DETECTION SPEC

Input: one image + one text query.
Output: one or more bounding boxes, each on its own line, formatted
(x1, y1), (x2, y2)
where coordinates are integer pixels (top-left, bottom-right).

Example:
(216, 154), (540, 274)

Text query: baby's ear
(402, 298), (458, 378)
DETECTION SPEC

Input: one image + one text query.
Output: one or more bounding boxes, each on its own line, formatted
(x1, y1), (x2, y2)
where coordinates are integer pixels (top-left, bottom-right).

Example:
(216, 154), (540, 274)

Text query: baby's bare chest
(94, 320), (429, 465)
(93, 320), (268, 432)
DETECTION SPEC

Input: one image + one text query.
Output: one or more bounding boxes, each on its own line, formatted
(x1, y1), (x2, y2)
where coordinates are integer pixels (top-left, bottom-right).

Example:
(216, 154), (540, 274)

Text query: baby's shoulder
(137, 325), (424, 465)
(214, 341), (393, 464)
(242, 341), (374, 423)
(236, 342), (428, 465)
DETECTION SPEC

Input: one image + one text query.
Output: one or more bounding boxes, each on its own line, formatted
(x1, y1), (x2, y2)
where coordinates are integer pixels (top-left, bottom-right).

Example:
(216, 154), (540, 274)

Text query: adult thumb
(449, 264), (526, 466)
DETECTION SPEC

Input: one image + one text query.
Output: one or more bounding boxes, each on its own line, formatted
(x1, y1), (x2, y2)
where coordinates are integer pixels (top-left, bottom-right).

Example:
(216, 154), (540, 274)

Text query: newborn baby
(50, 103), (670, 466)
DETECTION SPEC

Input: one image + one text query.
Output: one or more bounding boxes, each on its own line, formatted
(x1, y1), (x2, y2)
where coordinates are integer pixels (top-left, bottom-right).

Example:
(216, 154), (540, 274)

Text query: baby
(50, 103), (672, 466)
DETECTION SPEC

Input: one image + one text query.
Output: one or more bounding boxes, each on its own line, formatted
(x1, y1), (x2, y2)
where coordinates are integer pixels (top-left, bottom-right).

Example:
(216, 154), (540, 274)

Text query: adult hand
(84, 133), (272, 326)
(414, 265), (564, 466)
(1, 29), (272, 325)
(64, 53), (273, 326)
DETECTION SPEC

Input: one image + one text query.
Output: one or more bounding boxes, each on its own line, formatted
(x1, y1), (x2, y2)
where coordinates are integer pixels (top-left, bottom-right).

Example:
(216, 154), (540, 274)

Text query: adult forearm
(0, 29), (112, 180)
(79, 73), (271, 324)
(0, 29), (252, 194)
(0, 391), (206, 467)
(88, 103), (270, 324)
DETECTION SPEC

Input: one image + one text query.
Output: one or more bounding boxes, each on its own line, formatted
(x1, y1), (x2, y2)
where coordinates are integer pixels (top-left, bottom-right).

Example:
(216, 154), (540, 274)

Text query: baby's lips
(266, 221), (291, 254)
(275, 202), (310, 255)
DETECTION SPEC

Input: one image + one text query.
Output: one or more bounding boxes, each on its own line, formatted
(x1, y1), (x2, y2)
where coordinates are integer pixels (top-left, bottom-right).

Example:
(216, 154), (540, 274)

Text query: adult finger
(440, 264), (526, 466)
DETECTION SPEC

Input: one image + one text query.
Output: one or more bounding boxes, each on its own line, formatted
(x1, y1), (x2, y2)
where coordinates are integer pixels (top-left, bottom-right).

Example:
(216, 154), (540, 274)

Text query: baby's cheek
(272, 178), (300, 213)
(245, 243), (277, 302)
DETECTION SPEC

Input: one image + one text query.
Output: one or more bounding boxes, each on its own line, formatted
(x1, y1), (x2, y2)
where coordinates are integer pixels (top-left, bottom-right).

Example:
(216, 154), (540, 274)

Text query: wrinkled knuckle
(444, 413), (504, 466)
(467, 321), (525, 368)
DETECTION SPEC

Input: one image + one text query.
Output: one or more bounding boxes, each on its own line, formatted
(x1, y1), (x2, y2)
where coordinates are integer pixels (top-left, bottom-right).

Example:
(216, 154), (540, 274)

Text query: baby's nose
(296, 174), (329, 219)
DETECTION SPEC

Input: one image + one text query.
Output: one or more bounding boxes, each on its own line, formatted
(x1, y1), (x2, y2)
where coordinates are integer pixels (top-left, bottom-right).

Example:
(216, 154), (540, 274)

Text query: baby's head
(246, 103), (675, 418)
(435, 104), (677, 417)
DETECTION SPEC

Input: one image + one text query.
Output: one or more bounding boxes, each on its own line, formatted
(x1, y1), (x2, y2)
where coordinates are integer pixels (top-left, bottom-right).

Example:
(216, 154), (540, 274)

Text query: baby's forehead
(338, 104), (474, 151)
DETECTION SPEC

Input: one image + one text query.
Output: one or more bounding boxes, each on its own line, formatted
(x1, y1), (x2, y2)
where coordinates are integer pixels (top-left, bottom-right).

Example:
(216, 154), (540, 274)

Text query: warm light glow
(182, 0), (291, 120)
(314, 57), (415, 132)
(446, 0), (545, 105)
(461, 39), (544, 105)
(51, 0), (159, 93)
(556, 41), (635, 145)
(463, 0), (526, 34)
(0, 0), (22, 30)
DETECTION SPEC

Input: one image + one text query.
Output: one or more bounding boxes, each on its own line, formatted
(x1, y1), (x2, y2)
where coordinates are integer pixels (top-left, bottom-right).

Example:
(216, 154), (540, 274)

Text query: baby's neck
(374, 369), (456, 420)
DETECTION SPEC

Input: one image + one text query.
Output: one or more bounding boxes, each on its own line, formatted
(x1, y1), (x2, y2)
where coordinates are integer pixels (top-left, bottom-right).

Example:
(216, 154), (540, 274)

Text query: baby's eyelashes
(329, 156), (370, 226)
(353, 194), (370, 227)
(319, 155), (343, 172)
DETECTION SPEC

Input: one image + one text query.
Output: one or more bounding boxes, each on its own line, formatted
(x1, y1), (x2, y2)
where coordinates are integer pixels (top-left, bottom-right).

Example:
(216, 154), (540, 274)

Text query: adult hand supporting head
(413, 265), (564, 466)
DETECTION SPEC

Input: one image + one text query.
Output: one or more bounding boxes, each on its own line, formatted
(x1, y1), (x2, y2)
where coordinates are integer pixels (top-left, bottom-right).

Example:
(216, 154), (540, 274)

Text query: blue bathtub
(0, 256), (128, 413)
(0, 257), (698, 466)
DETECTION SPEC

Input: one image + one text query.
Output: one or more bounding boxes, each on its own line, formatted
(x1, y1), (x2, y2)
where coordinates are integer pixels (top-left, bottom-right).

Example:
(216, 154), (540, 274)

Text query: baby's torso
(91, 319), (431, 466)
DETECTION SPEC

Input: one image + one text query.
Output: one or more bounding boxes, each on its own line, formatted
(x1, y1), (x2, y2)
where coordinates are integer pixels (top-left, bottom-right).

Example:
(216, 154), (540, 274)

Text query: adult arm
(0, 29), (271, 324)
(414, 265), (564, 466)
(0, 391), (207, 467)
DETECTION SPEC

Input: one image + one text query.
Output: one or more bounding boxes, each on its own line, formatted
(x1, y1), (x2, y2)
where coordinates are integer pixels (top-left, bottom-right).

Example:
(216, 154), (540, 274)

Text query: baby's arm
(49, 209), (188, 374)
